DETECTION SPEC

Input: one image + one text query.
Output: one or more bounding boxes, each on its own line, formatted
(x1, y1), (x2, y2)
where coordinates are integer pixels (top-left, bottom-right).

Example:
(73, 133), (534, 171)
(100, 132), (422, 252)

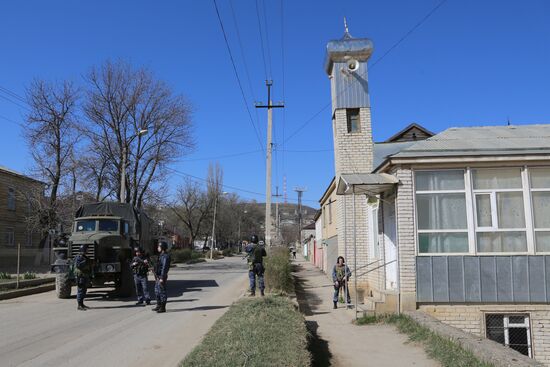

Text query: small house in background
(0, 166), (44, 270)
(313, 210), (324, 270)
(318, 27), (550, 364)
(301, 222), (316, 260)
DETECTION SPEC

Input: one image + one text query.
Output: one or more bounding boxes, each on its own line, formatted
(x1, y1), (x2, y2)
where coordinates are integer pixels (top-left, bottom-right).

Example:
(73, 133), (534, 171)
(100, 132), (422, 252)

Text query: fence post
(16, 243), (21, 289)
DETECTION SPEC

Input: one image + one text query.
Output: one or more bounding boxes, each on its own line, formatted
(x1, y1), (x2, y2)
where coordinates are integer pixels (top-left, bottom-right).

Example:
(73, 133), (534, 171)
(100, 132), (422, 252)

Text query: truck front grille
(70, 244), (95, 259)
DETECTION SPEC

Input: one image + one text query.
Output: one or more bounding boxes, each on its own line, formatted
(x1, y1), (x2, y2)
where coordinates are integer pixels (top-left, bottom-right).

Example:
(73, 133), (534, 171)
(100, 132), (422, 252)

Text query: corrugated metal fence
(417, 256), (550, 303)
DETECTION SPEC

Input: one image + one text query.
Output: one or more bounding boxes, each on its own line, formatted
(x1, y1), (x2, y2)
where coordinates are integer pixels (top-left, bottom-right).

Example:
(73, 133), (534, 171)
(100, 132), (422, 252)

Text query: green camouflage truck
(51, 202), (156, 298)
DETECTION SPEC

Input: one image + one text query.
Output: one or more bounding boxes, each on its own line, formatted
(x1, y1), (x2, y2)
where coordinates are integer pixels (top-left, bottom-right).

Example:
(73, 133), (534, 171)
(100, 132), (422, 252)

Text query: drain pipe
(394, 191), (401, 316)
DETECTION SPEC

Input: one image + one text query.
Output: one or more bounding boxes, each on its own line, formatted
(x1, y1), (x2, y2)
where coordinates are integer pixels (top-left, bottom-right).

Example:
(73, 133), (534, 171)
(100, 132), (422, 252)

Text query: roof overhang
(336, 173), (399, 196)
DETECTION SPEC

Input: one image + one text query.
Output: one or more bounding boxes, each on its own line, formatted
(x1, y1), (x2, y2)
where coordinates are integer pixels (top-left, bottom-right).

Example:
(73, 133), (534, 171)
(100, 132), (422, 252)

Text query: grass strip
(357, 314), (493, 367)
(181, 296), (310, 367)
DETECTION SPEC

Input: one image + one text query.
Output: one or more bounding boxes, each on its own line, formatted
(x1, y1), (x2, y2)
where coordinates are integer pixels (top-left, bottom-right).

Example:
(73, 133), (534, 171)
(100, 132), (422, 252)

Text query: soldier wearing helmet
(152, 241), (171, 313)
(131, 246), (151, 306)
(74, 244), (92, 311)
(246, 234), (267, 296)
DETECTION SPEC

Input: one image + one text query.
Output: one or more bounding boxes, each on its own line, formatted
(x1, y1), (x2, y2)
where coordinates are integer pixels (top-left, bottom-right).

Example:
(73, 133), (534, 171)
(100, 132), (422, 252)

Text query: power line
(0, 86), (26, 103)
(0, 114), (24, 127)
(179, 149), (262, 162)
(254, 0), (269, 80)
(261, 0), (273, 80)
(283, 0), (449, 144)
(228, 0), (265, 141)
(166, 166), (319, 204)
(280, 0), (287, 180)
(279, 148), (332, 153)
(0, 93), (30, 112)
(212, 0), (265, 154)
(369, 0), (449, 71)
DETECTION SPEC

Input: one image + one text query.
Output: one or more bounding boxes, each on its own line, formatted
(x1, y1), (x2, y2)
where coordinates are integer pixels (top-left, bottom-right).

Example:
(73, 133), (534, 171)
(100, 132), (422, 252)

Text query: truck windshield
(98, 219), (118, 232)
(76, 220), (96, 232)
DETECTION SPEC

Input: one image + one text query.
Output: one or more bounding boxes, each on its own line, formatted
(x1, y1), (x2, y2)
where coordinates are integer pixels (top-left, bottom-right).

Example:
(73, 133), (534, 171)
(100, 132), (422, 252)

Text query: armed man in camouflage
(74, 244), (92, 311)
(130, 246), (151, 306)
(245, 235), (267, 297)
(152, 241), (171, 313)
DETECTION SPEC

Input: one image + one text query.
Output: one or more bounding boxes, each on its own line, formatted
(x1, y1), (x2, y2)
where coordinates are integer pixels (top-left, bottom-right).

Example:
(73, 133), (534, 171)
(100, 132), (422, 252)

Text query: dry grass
(181, 296), (310, 367)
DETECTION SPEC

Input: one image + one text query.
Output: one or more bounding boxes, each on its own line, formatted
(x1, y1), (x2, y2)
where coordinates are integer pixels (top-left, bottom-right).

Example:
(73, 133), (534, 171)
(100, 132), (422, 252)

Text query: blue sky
(0, 0), (549, 207)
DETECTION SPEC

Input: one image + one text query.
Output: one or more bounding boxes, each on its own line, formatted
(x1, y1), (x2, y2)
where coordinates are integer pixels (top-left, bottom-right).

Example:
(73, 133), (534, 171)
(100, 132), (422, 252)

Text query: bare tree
(170, 178), (213, 247)
(82, 60), (194, 208)
(25, 79), (79, 231)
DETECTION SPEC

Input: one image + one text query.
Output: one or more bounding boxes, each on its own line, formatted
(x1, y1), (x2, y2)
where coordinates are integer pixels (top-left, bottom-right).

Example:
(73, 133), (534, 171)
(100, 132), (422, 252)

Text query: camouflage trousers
(76, 276), (89, 303)
(154, 278), (167, 303)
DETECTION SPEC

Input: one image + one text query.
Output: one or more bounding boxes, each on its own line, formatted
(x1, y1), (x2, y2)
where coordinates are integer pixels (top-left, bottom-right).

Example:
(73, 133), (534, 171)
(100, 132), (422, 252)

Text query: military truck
(51, 202), (156, 299)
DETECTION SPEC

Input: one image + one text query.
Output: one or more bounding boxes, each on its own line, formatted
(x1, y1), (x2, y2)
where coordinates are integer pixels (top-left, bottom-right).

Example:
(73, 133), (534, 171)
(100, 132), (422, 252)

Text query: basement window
(485, 314), (532, 357)
(346, 109), (360, 133)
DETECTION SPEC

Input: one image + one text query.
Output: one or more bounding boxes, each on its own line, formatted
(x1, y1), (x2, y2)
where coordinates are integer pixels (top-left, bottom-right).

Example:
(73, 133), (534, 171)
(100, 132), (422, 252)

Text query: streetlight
(120, 128), (148, 203)
(210, 191), (228, 260)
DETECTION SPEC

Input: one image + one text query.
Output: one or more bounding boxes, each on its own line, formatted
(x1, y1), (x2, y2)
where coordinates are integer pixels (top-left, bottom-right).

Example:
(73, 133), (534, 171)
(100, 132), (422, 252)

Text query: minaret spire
(343, 17), (352, 39)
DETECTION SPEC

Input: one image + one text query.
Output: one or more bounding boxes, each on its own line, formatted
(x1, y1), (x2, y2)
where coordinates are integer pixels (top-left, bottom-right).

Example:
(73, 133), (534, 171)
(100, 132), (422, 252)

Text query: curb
(0, 277), (55, 290)
(0, 283), (56, 301)
(406, 311), (543, 367)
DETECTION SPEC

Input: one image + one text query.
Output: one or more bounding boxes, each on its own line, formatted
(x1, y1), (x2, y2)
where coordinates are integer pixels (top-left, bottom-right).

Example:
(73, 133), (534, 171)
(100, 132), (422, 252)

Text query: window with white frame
(328, 200), (332, 224)
(472, 168), (527, 253)
(530, 168), (550, 252)
(486, 314), (532, 357)
(415, 170), (469, 253)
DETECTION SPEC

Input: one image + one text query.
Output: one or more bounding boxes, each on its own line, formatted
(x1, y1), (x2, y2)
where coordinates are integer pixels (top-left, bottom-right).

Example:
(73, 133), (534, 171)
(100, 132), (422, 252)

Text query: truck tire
(116, 262), (135, 298)
(55, 273), (72, 299)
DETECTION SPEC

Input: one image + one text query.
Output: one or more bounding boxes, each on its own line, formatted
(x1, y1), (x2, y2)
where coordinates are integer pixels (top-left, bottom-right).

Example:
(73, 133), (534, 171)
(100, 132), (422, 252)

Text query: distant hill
(247, 202), (318, 227)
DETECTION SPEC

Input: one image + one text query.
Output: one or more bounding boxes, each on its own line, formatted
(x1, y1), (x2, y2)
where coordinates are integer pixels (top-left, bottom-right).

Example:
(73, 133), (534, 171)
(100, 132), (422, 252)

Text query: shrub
(264, 246), (293, 294)
(222, 248), (233, 257)
(0, 272), (12, 280)
(23, 272), (37, 280)
(171, 249), (204, 264)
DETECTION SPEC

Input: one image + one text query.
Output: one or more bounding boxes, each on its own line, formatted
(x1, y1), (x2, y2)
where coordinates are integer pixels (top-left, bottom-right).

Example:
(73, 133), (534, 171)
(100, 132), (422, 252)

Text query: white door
(383, 196), (397, 290)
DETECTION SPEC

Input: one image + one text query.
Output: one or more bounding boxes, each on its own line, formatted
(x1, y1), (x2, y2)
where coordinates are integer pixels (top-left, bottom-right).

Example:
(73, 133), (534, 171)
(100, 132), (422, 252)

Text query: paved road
(0, 256), (248, 367)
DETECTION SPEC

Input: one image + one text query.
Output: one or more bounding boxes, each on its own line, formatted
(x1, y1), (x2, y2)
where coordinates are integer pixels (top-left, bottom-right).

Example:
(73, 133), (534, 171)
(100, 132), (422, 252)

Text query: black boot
(260, 289), (265, 297)
(78, 302), (86, 311)
(152, 299), (161, 311)
(333, 301), (337, 309)
(156, 302), (166, 313)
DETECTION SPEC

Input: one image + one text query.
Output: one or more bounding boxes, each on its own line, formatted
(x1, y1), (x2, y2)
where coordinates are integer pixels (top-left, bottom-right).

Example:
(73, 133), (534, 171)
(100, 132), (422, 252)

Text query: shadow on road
(166, 305), (229, 313)
(90, 298), (200, 310)
(294, 264), (333, 367)
(82, 279), (219, 303)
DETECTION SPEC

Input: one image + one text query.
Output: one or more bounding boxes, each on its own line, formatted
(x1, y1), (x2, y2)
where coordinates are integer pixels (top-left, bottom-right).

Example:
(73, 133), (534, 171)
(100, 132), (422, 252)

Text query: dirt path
(294, 258), (439, 367)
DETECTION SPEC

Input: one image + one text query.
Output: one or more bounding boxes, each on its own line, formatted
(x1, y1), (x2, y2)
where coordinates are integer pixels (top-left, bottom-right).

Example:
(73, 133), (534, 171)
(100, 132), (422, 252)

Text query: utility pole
(294, 187), (306, 244)
(256, 80), (284, 246)
(274, 186), (283, 242)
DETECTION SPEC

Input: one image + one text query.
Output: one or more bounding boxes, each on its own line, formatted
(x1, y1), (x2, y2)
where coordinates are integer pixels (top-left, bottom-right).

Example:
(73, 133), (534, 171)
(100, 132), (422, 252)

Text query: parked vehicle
(51, 202), (156, 298)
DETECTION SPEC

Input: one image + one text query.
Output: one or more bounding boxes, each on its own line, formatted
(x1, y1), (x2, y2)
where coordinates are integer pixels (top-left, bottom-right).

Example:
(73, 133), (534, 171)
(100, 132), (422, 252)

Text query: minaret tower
(325, 21), (374, 263)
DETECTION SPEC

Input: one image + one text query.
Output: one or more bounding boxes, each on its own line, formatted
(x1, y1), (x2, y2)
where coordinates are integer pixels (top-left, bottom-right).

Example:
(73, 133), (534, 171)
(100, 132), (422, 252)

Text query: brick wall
(333, 107), (373, 285)
(392, 166), (417, 310)
(420, 304), (550, 365)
